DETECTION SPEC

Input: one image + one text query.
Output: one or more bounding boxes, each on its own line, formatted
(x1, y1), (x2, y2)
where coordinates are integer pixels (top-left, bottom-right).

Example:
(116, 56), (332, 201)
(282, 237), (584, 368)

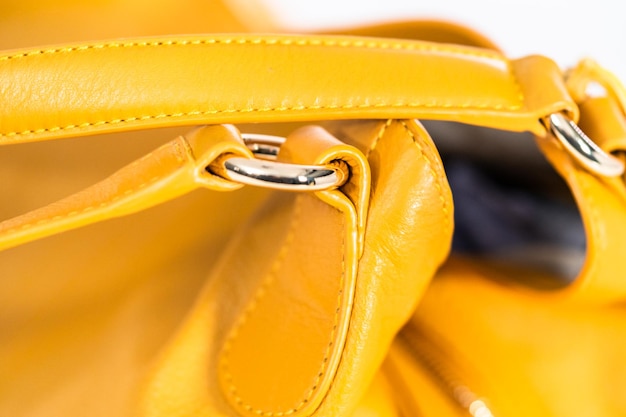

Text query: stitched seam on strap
(220, 197), (302, 415)
(509, 62), (526, 111)
(0, 37), (524, 139)
(0, 100), (523, 140)
(221, 197), (347, 416)
(369, 119), (451, 236)
(0, 37), (505, 61)
(0, 145), (184, 238)
(369, 120), (451, 235)
(0, 174), (162, 237)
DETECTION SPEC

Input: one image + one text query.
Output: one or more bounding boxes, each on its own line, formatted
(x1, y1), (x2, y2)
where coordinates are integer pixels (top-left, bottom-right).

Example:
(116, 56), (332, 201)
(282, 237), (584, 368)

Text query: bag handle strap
(0, 34), (576, 144)
(0, 124), (358, 253)
(0, 125), (256, 252)
(3, 32), (626, 303)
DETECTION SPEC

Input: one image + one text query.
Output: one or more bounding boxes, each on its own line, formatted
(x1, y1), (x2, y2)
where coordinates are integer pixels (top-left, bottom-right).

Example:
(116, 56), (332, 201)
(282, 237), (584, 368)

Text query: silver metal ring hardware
(240, 133), (282, 160)
(215, 113), (625, 191)
(216, 133), (348, 191)
(544, 113), (625, 177)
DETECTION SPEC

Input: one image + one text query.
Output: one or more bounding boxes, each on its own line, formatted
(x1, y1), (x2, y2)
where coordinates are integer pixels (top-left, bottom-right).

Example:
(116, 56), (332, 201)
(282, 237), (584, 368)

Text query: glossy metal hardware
(544, 113), (625, 177)
(217, 133), (347, 191)
(241, 133), (283, 160)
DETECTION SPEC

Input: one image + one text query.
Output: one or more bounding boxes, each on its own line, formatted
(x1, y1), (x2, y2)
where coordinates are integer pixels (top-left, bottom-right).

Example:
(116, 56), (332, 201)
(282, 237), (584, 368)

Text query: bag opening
(422, 120), (586, 288)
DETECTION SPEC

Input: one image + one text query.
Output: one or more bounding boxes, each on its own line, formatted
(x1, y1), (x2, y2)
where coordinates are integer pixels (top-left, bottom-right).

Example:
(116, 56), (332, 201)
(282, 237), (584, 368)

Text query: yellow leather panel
(414, 257), (626, 416)
(530, 70), (626, 301)
(0, 129), (270, 417)
(534, 140), (626, 302)
(217, 128), (368, 417)
(218, 193), (349, 417)
(0, 185), (270, 416)
(351, 369), (400, 417)
(282, 126), (370, 254)
(385, 339), (465, 417)
(314, 119), (453, 416)
(0, 5), (470, 417)
(567, 59), (626, 117)
(0, 35), (576, 145)
(139, 119), (453, 417)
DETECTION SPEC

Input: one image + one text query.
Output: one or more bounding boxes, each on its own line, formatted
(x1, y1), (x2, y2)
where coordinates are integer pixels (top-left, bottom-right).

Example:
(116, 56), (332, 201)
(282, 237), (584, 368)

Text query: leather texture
(2, 1), (626, 416)
(378, 54), (626, 416)
(0, 125), (251, 251)
(1, 36), (576, 144)
(406, 256), (626, 416)
(136, 120), (454, 417)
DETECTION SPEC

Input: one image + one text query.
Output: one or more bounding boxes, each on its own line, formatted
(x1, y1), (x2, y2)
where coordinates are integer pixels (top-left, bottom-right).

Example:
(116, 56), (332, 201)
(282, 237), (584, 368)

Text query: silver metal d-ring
(544, 113), (625, 177)
(241, 133), (283, 160)
(215, 133), (347, 191)
(222, 157), (346, 191)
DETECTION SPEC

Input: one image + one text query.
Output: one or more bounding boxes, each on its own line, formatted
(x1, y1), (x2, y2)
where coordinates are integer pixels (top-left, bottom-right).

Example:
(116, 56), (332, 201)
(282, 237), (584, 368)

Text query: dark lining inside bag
(422, 120), (586, 287)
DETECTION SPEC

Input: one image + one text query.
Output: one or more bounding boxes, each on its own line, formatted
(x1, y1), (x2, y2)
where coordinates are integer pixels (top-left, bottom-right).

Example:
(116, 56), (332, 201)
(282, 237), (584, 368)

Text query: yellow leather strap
(0, 34), (575, 144)
(139, 120), (452, 417)
(0, 125), (251, 252)
(567, 59), (626, 117)
(535, 66), (626, 303)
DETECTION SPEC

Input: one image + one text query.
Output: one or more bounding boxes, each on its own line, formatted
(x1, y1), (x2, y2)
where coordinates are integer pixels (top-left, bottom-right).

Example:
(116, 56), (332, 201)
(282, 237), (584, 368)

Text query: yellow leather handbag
(2, 2), (626, 416)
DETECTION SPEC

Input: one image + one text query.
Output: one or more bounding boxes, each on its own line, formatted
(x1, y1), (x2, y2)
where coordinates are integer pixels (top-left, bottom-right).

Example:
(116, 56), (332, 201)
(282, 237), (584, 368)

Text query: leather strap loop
(0, 34), (576, 144)
(0, 125), (251, 252)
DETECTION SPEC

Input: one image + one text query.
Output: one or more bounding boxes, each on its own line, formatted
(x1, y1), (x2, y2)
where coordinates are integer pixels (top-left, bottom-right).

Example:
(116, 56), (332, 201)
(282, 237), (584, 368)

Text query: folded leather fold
(410, 256), (626, 416)
(139, 120), (453, 416)
(0, 35), (576, 144)
(534, 103), (626, 302)
(139, 125), (370, 417)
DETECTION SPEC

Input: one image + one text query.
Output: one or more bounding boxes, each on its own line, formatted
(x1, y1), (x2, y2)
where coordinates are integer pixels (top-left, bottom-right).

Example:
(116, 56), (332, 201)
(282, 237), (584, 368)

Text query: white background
(257, 0), (626, 82)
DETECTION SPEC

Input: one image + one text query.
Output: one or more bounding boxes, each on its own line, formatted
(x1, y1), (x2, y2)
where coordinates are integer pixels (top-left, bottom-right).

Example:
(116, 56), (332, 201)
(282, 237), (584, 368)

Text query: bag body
(2, 2), (626, 416)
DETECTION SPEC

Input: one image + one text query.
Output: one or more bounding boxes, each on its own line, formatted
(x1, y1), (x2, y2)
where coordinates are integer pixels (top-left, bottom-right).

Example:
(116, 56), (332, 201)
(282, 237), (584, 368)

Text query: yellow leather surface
(531, 62), (626, 302)
(0, 7), (453, 415)
(534, 138), (626, 302)
(385, 337), (465, 417)
(0, 5), (269, 415)
(3, 3), (626, 416)
(139, 120), (453, 416)
(380, 60), (626, 412)
(567, 59), (626, 117)
(217, 127), (369, 417)
(0, 0), (252, 49)
(0, 184), (270, 416)
(0, 35), (576, 145)
(351, 369), (400, 417)
(578, 97), (626, 155)
(412, 256), (626, 416)
(0, 125), (252, 251)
